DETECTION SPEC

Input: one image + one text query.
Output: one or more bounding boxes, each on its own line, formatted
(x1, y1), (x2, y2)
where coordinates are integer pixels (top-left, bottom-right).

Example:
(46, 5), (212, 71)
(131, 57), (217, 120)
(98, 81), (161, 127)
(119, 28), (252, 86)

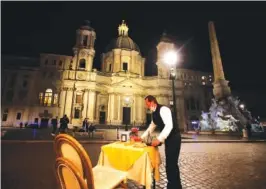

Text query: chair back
(55, 157), (87, 189)
(54, 134), (95, 189)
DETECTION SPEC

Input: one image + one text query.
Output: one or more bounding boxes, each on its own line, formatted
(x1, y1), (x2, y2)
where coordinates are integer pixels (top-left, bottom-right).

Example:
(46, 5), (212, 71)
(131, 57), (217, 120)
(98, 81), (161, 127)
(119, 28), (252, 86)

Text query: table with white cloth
(97, 141), (161, 189)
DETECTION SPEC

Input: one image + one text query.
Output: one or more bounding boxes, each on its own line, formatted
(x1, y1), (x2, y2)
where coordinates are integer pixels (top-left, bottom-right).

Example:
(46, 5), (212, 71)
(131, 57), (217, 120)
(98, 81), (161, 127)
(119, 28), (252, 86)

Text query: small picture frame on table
(121, 134), (127, 142)
(119, 131), (130, 142)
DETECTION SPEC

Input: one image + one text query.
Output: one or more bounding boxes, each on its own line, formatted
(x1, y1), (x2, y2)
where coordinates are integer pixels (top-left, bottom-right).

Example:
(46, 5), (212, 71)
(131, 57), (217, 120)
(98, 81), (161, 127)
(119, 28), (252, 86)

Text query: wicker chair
(55, 157), (88, 189)
(54, 134), (127, 189)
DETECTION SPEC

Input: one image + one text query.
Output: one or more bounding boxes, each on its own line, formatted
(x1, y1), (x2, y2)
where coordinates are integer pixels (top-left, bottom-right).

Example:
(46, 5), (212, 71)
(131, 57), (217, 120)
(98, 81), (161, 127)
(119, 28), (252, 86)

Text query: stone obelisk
(208, 21), (231, 100)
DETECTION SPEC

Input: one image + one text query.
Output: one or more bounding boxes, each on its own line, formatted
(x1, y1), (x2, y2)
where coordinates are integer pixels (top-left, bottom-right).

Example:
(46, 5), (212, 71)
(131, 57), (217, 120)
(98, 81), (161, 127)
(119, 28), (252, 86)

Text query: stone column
(56, 89), (60, 107)
(117, 94), (121, 123)
(110, 94), (115, 122)
(70, 90), (77, 122)
(86, 90), (90, 119)
(107, 94), (111, 123)
(136, 95), (141, 123)
(94, 92), (98, 120)
(59, 89), (67, 117)
(133, 95), (136, 125)
(87, 90), (96, 122)
(82, 89), (89, 119)
(141, 95), (146, 124)
(113, 94), (118, 121)
(73, 91), (77, 104)
(135, 96), (139, 123)
(140, 95), (144, 123)
(64, 88), (73, 118)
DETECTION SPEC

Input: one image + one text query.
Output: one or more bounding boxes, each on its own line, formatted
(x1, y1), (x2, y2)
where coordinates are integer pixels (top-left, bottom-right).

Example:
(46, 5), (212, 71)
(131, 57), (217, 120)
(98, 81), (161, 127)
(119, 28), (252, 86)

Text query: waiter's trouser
(165, 134), (182, 189)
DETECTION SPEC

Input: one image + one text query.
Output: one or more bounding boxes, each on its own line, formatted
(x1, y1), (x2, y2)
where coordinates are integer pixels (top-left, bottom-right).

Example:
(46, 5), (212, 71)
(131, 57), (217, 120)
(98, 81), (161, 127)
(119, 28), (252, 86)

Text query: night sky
(2, 2), (266, 117)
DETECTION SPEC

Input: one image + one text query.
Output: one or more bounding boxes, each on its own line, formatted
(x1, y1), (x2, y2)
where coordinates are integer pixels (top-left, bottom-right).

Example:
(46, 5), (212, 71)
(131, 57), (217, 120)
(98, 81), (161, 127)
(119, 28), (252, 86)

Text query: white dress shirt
(141, 106), (173, 143)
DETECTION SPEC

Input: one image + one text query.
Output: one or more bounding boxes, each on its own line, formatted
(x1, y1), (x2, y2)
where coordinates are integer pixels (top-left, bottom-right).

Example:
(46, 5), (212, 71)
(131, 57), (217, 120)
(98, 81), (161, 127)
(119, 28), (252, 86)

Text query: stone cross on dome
(118, 20), (129, 36)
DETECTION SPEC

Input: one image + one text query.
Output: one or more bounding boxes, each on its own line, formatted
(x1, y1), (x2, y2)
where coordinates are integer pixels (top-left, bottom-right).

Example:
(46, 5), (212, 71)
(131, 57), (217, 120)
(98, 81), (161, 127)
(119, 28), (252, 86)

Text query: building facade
(1, 20), (213, 131)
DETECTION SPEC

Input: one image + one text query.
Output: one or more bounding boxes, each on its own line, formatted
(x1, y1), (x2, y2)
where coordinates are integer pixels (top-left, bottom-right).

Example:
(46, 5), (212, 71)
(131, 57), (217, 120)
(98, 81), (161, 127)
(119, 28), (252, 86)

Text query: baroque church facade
(1, 20), (213, 131)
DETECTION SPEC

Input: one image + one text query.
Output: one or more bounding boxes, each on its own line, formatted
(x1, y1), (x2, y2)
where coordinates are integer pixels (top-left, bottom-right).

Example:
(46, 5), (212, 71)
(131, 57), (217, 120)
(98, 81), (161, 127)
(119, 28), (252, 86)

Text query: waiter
(141, 95), (182, 189)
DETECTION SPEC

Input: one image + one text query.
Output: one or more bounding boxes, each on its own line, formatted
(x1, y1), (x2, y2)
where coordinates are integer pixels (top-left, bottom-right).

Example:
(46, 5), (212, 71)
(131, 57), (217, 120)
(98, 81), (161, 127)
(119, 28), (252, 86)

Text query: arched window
(79, 59), (86, 69)
(39, 89), (58, 106)
(44, 89), (53, 106)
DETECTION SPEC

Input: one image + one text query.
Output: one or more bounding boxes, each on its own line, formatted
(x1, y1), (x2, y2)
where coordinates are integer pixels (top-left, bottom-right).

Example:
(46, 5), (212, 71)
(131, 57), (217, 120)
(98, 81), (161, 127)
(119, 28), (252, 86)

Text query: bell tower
(156, 32), (175, 78)
(72, 20), (96, 71)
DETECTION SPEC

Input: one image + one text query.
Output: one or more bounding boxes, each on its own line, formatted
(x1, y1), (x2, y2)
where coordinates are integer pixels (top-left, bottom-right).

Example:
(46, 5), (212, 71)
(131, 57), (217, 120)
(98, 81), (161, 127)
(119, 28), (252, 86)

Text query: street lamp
(164, 51), (179, 67)
(239, 104), (245, 110)
(163, 50), (180, 130)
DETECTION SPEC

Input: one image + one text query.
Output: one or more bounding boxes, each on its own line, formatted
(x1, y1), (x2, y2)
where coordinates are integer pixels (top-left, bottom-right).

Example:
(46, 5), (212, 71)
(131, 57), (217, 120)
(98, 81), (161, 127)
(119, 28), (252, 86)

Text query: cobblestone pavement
(127, 143), (266, 189)
(2, 142), (266, 189)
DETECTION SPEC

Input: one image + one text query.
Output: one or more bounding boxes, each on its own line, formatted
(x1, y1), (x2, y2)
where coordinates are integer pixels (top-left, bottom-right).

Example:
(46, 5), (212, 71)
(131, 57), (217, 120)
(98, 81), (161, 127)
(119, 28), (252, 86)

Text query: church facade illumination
(1, 20), (213, 131)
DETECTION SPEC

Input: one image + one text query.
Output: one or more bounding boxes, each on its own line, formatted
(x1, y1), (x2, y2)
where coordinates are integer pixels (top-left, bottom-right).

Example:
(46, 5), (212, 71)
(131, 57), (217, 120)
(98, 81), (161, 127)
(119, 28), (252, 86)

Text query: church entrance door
(122, 107), (131, 125)
(99, 111), (106, 124)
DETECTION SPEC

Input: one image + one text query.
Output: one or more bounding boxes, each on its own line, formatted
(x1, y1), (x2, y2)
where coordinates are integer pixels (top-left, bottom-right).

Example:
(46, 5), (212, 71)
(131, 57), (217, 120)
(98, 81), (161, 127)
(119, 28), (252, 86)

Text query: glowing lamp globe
(163, 51), (179, 66)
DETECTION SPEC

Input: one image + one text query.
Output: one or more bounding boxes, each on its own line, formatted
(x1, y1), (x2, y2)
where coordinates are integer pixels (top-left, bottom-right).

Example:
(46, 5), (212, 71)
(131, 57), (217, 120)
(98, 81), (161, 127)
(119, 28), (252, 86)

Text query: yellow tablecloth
(98, 141), (161, 188)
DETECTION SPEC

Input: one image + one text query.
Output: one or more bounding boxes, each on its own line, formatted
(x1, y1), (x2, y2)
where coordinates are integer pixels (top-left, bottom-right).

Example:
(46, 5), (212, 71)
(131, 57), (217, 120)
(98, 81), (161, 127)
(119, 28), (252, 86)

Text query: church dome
(105, 20), (140, 53)
(106, 36), (140, 52)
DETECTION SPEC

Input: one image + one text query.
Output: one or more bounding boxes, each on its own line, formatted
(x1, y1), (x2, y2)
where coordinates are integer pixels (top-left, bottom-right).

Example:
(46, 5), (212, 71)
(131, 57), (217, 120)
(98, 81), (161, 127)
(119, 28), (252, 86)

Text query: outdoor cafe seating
(54, 134), (127, 189)
(54, 133), (161, 189)
(55, 157), (88, 189)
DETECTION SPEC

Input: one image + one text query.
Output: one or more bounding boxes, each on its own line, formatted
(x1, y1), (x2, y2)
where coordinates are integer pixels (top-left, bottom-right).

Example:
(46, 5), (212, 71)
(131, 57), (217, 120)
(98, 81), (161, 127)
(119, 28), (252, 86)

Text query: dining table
(97, 141), (161, 189)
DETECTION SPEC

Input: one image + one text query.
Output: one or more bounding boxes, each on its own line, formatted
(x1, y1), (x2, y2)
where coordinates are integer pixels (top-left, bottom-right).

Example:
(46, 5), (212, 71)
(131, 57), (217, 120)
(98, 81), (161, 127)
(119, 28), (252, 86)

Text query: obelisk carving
(208, 21), (231, 100)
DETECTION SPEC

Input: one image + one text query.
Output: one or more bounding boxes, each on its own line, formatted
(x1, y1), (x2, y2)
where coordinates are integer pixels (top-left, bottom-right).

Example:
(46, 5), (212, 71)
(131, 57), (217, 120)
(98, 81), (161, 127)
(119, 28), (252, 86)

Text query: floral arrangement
(129, 127), (141, 142)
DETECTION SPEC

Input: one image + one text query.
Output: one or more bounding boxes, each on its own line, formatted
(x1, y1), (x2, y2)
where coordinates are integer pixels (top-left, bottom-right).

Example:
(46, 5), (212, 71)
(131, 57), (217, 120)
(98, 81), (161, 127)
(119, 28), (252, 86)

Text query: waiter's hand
(152, 139), (161, 147)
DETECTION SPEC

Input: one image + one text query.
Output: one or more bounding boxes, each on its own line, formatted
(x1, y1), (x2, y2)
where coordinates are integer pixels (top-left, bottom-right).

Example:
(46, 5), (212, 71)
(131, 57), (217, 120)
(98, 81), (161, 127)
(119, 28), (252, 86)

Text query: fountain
(199, 96), (264, 132)
(198, 22), (264, 133)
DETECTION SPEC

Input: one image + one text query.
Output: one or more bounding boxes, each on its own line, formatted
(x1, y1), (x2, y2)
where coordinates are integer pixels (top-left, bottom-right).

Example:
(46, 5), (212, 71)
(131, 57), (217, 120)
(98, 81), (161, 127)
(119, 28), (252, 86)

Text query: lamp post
(164, 51), (179, 129)
(170, 68), (178, 125)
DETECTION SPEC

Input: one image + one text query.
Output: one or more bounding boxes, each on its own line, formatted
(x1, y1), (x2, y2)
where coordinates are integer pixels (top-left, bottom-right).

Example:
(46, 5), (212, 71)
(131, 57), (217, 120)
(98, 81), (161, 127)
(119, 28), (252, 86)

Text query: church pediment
(111, 78), (144, 89)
